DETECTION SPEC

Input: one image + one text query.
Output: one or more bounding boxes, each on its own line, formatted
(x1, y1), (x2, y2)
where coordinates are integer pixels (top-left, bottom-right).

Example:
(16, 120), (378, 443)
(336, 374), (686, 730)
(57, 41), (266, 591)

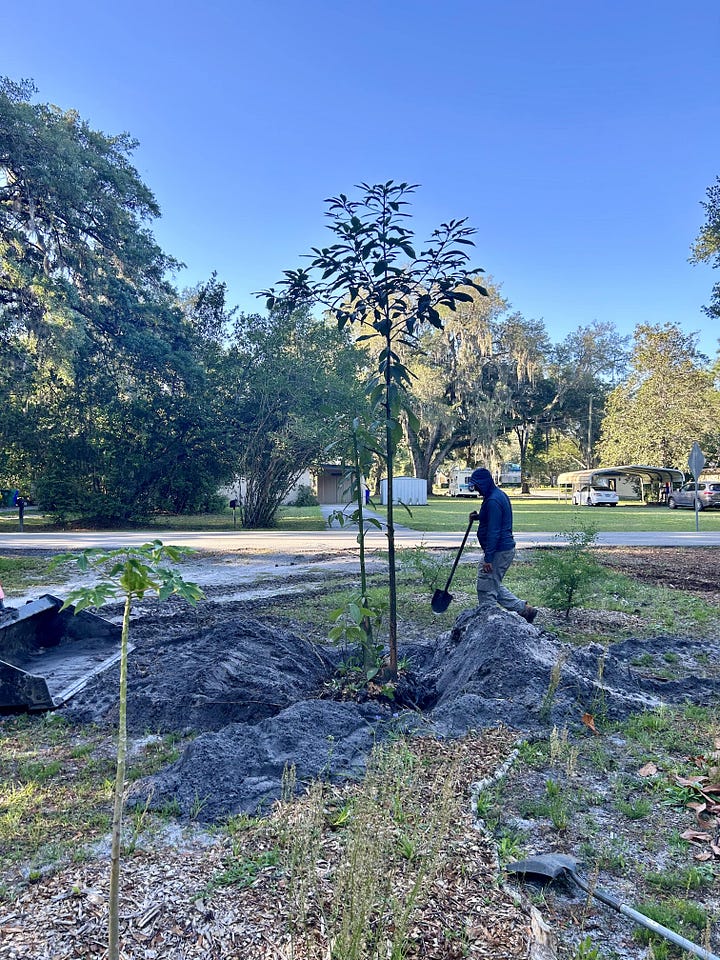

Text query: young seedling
(51, 541), (204, 960)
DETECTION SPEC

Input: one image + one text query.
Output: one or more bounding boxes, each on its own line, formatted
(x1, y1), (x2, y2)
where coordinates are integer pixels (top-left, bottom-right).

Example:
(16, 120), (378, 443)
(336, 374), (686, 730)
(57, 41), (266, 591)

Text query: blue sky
(4, 1), (720, 357)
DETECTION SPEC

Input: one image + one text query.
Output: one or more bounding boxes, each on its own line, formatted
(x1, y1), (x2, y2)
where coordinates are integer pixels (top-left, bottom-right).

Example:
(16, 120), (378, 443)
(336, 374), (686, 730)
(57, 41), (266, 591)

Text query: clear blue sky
(4, 1), (720, 357)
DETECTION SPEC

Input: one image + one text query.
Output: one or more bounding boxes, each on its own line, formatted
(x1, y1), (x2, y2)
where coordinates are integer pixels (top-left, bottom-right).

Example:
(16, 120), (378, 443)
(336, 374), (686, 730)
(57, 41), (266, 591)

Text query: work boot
(520, 604), (538, 624)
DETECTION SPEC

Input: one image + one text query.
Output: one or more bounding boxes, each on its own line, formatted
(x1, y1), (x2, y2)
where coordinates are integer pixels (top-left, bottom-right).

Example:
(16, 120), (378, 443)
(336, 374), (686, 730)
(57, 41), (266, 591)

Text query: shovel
(431, 516), (476, 614)
(507, 854), (719, 960)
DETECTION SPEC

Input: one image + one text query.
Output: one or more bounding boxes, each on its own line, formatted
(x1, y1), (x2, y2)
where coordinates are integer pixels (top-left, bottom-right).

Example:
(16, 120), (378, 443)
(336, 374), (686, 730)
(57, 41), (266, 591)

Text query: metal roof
(557, 465), (686, 487)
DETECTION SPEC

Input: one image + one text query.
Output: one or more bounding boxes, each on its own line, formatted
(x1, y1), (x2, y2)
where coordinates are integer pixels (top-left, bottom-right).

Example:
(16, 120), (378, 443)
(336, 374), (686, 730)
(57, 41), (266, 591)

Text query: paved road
(1, 528), (720, 553)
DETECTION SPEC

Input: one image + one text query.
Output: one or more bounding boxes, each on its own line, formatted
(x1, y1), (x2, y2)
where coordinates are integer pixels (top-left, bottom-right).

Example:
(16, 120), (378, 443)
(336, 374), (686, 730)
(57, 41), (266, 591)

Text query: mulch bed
(0, 730), (535, 960)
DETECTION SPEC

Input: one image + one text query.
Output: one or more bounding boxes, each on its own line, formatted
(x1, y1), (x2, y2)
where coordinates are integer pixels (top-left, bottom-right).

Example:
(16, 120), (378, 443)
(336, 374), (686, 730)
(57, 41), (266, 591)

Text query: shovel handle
(441, 517), (476, 594)
(571, 872), (720, 960)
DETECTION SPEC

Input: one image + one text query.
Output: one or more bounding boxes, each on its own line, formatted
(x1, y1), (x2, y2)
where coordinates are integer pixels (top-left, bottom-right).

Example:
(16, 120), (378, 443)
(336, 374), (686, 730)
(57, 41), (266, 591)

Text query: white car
(572, 484), (619, 507)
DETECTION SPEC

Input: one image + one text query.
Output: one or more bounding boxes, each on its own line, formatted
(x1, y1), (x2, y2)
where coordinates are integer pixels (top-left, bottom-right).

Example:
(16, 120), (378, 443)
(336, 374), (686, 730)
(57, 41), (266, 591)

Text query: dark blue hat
(468, 468), (495, 494)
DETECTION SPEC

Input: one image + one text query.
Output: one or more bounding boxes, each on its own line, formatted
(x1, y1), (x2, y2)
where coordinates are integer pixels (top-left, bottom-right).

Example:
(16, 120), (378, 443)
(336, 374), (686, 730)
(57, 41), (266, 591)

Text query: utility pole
(587, 396), (593, 468)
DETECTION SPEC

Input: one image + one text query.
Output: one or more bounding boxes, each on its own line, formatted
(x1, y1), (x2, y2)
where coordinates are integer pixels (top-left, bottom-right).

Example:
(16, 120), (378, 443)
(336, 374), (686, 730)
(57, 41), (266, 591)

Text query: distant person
(17, 495), (26, 532)
(467, 467), (538, 623)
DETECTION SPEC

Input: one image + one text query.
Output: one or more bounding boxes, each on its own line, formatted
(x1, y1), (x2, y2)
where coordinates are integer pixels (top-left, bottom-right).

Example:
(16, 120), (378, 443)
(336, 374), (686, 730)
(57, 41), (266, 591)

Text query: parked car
(572, 484), (619, 507)
(667, 481), (720, 510)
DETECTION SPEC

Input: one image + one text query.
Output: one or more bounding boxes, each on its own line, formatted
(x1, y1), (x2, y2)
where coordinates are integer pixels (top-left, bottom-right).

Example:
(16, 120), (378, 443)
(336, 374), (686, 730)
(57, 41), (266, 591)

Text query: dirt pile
(65, 615), (336, 733)
(61, 606), (718, 823)
(135, 699), (383, 821)
(423, 607), (720, 736)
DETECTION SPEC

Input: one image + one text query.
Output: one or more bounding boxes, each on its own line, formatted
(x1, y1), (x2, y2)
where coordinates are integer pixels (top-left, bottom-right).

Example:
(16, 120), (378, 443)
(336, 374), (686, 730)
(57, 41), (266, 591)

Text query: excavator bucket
(0, 595), (125, 711)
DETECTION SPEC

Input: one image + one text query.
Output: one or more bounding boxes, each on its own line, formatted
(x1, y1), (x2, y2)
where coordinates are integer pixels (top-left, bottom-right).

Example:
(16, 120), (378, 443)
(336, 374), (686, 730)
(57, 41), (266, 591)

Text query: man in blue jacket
(468, 467), (537, 623)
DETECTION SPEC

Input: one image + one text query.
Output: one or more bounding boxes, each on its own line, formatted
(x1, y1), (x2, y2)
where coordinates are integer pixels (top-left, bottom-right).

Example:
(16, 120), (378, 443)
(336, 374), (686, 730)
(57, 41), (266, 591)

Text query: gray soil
(56, 561), (720, 826)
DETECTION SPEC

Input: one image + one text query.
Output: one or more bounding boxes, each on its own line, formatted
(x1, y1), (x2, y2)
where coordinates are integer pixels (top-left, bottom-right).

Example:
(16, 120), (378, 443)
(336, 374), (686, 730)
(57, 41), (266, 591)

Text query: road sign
(688, 442), (706, 532)
(688, 442), (706, 481)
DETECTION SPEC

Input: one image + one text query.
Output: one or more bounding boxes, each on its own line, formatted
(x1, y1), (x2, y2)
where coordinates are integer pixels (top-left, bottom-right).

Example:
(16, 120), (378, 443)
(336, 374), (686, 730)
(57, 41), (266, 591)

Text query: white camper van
(448, 468), (478, 497)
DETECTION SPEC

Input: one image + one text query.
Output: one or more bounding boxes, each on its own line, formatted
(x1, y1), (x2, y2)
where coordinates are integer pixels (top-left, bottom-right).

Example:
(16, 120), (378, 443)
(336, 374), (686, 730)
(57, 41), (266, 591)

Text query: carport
(557, 465), (686, 504)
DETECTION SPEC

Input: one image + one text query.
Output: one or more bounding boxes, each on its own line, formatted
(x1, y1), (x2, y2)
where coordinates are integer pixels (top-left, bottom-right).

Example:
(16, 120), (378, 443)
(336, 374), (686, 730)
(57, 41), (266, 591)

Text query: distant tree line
(1, 78), (718, 526)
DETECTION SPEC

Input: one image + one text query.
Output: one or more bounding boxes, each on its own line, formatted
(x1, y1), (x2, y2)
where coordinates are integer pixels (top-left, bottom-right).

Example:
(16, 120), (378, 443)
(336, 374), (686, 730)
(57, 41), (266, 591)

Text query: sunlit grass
(0, 505), (327, 533)
(0, 715), (189, 881)
(376, 495), (720, 533)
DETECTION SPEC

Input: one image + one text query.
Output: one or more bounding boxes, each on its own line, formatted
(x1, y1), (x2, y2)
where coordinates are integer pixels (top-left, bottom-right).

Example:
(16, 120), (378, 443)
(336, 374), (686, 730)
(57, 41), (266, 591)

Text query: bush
(533, 520), (605, 619)
(292, 484), (318, 507)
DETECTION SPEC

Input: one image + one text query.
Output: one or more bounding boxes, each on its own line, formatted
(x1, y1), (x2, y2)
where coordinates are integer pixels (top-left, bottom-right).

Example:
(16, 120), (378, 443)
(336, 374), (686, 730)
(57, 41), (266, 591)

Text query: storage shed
(379, 477), (428, 505)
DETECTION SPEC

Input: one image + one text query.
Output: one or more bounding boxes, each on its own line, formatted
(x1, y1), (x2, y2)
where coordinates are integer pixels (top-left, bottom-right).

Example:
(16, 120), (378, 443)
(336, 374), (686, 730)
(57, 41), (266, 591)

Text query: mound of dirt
(64, 615), (337, 733)
(424, 608), (720, 736)
(134, 698), (383, 821)
(90, 607), (720, 823)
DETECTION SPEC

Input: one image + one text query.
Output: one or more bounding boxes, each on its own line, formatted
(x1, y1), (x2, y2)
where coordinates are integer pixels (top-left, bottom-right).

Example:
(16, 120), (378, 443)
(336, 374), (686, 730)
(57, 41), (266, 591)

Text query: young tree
(51, 542), (204, 960)
(260, 181), (485, 674)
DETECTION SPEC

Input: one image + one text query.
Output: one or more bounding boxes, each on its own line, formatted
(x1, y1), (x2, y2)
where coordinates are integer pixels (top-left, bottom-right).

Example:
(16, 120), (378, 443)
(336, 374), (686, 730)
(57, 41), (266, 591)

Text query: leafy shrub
(533, 520), (605, 619)
(292, 484), (319, 507)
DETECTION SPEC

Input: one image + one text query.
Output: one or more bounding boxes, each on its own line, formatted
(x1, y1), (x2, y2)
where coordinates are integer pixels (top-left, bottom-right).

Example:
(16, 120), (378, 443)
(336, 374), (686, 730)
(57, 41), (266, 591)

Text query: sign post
(688, 442), (706, 532)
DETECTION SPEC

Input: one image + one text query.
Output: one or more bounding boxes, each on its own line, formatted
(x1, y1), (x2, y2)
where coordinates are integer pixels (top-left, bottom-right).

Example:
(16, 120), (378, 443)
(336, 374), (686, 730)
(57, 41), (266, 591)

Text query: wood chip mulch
(0, 727), (535, 959)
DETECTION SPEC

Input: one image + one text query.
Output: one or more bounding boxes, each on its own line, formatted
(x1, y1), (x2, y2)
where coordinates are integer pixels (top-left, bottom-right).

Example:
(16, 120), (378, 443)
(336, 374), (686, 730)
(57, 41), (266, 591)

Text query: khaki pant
(476, 548), (526, 613)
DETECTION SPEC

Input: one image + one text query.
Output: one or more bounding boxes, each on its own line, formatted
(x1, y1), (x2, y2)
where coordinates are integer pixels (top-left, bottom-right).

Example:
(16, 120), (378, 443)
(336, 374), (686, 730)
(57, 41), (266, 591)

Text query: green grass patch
(0, 505), (326, 533)
(0, 715), (191, 886)
(373, 495), (720, 533)
(0, 555), (66, 594)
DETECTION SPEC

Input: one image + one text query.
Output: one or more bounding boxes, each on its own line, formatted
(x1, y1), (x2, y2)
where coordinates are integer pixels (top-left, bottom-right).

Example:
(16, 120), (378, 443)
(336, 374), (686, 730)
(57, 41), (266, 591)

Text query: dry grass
(0, 731), (531, 959)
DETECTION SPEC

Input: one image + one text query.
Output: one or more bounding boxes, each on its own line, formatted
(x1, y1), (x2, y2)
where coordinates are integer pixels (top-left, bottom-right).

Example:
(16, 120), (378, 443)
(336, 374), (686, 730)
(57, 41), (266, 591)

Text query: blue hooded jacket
(469, 468), (515, 563)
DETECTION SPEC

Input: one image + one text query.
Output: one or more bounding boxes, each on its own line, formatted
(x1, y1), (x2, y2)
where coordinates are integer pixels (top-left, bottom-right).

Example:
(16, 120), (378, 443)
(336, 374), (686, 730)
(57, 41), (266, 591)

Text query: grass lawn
(2, 497), (720, 535)
(0, 505), (327, 534)
(373, 494), (720, 533)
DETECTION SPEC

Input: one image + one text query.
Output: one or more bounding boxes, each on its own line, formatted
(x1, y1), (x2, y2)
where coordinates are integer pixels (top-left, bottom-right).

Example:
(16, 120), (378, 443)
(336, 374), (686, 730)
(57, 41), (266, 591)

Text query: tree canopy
(0, 81), (242, 518)
(598, 323), (719, 468)
(691, 175), (720, 325)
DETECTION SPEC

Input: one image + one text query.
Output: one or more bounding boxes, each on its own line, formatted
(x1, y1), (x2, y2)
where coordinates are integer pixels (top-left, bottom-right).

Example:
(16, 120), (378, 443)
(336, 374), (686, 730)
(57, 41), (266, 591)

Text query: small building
(380, 477), (428, 505)
(314, 465), (355, 504)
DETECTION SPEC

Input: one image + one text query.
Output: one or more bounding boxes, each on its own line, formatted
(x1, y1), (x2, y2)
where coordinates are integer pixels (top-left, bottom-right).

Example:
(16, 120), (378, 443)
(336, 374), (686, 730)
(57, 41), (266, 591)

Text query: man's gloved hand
(468, 511), (480, 522)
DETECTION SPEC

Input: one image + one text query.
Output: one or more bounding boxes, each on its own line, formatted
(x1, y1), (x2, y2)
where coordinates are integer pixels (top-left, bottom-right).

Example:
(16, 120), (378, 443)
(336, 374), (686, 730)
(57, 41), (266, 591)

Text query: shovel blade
(507, 854), (578, 882)
(431, 589), (453, 613)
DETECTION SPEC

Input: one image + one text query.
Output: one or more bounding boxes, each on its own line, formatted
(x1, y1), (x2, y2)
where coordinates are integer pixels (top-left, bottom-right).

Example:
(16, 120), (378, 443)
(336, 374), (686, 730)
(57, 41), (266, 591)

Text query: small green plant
(203, 849), (280, 896)
(496, 831), (522, 864)
(573, 936), (603, 960)
(475, 789), (498, 819)
(643, 864), (716, 893)
(397, 542), (450, 591)
(632, 898), (710, 951)
(292, 484), (318, 507)
(615, 796), (652, 820)
(517, 739), (549, 768)
(328, 590), (387, 681)
(533, 519), (605, 619)
(50, 541), (204, 960)
(632, 652), (656, 667)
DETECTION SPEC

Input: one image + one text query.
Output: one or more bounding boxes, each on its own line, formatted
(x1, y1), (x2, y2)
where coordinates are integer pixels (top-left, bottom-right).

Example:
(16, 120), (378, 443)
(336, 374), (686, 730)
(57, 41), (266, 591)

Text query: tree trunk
(108, 595), (131, 960)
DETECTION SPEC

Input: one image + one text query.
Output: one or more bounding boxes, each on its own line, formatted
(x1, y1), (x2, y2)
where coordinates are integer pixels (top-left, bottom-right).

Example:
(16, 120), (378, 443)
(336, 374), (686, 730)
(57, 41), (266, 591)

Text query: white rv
(448, 468), (478, 497)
